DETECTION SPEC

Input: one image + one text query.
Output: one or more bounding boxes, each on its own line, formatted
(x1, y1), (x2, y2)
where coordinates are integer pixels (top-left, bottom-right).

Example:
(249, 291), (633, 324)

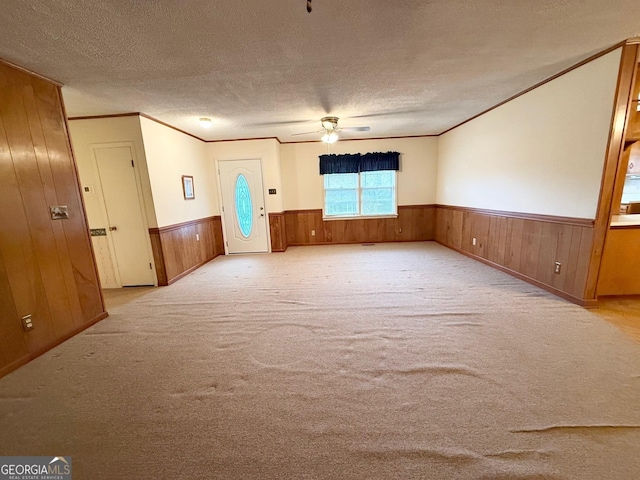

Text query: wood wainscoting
(0, 59), (107, 378)
(435, 206), (595, 306)
(284, 205), (436, 246)
(149, 216), (224, 286)
(269, 212), (288, 252)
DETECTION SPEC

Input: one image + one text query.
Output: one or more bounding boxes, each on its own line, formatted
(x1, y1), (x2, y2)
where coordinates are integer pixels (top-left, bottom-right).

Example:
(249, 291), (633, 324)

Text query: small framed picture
(182, 175), (195, 200)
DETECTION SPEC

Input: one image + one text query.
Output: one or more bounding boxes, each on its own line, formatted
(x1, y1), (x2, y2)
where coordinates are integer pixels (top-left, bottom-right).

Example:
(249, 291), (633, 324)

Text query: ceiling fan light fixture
(321, 116), (339, 130)
(322, 132), (338, 144)
(199, 117), (213, 128)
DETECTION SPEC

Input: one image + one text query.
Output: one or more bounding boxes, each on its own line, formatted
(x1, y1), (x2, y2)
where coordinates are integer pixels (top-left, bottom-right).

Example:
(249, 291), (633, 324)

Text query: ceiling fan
(292, 116), (370, 143)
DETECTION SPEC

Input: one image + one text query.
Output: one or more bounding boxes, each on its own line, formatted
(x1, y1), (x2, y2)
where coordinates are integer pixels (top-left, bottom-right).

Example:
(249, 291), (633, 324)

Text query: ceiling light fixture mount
(321, 116), (339, 130)
(292, 116), (370, 143)
(199, 117), (213, 128)
(320, 116), (338, 143)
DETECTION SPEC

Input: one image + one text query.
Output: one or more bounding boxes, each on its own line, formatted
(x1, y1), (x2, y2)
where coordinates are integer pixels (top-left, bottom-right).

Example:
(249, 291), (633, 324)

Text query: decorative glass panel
(235, 174), (253, 237)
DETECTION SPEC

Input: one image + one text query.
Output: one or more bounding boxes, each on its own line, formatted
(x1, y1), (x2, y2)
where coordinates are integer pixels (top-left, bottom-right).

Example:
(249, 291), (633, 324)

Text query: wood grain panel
(149, 216), (224, 285)
(1, 66), (62, 352)
(56, 95), (105, 321)
(434, 206), (595, 305)
(0, 60), (106, 378)
(596, 227), (640, 295)
(504, 218), (525, 273)
(269, 213), (288, 252)
(0, 248), (29, 371)
(212, 217), (224, 255)
(284, 205), (435, 246)
(27, 85), (86, 328)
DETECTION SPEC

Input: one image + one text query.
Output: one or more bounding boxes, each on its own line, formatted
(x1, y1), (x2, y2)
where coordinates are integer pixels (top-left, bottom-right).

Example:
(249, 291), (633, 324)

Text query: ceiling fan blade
(246, 119), (315, 127)
(291, 129), (324, 136)
(340, 126), (371, 132)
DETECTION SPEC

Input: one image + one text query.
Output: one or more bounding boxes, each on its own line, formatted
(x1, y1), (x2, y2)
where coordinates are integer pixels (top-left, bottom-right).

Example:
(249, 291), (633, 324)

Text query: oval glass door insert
(235, 174), (253, 237)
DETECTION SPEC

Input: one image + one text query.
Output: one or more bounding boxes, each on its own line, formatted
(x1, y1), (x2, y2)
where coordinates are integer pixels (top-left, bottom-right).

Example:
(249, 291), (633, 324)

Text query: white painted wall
(69, 116), (158, 287)
(279, 137), (439, 210)
(208, 139), (283, 213)
(69, 116), (157, 228)
(140, 116), (219, 227)
(436, 48), (622, 219)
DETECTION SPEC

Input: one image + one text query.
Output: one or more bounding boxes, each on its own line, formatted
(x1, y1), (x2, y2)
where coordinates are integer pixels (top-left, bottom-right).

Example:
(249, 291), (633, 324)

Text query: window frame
(322, 170), (398, 220)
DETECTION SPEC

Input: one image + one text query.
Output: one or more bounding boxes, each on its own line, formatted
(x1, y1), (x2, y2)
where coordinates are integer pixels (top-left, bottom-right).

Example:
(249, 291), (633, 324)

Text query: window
(324, 170), (396, 218)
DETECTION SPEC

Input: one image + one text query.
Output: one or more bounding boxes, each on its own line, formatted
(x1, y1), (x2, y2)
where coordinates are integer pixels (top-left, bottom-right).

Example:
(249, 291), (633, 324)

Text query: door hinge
(131, 160), (134, 167)
(222, 205), (224, 212)
(225, 241), (228, 246)
(149, 263), (152, 269)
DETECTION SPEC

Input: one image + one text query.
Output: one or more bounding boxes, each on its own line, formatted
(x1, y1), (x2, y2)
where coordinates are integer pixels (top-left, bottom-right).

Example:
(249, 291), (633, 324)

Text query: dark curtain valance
(319, 151), (400, 175)
(360, 151), (400, 172)
(319, 154), (361, 174)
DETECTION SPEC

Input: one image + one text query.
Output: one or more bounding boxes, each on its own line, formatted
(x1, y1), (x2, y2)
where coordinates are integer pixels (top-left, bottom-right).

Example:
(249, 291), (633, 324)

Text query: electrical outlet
(554, 262), (562, 274)
(196, 233), (200, 241)
(21, 314), (34, 331)
(311, 230), (315, 236)
(472, 237), (477, 246)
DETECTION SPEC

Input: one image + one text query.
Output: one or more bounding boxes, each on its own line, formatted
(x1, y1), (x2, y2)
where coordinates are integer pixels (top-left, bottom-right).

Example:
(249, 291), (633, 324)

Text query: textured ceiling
(1, 0), (640, 142)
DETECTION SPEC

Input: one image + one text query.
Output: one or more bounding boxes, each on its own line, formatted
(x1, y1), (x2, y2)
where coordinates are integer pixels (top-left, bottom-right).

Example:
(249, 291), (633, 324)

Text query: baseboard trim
(287, 239), (431, 247)
(436, 241), (596, 308)
(0, 311), (109, 380)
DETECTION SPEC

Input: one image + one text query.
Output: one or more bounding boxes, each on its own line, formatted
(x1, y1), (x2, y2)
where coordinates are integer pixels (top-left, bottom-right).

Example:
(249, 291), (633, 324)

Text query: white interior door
(95, 146), (155, 286)
(218, 159), (269, 254)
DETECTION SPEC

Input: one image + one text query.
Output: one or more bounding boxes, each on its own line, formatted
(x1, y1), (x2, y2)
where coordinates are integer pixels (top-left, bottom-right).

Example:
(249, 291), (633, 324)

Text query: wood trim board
(436, 205), (594, 227)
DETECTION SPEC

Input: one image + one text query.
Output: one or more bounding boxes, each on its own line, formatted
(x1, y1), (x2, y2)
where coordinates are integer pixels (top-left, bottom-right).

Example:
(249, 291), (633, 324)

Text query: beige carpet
(1, 242), (640, 479)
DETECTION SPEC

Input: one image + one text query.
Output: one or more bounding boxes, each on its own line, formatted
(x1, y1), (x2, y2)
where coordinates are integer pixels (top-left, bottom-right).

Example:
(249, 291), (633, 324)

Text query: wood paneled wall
(597, 226), (640, 295)
(269, 213), (288, 252)
(149, 216), (224, 285)
(0, 60), (106, 378)
(435, 206), (595, 305)
(284, 205), (435, 246)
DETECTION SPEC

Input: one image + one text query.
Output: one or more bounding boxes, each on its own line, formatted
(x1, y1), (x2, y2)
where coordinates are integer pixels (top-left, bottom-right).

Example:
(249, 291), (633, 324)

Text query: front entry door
(218, 159), (269, 254)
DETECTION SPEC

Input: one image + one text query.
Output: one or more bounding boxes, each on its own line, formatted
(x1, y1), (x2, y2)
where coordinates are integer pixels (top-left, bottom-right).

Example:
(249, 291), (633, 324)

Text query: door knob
(260, 213), (265, 217)
(109, 226), (118, 231)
